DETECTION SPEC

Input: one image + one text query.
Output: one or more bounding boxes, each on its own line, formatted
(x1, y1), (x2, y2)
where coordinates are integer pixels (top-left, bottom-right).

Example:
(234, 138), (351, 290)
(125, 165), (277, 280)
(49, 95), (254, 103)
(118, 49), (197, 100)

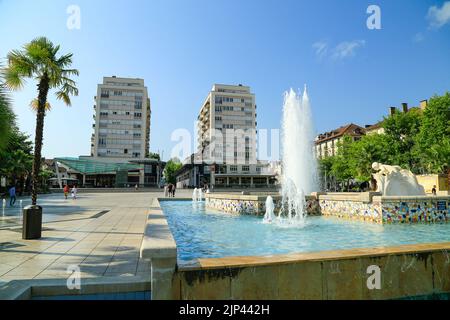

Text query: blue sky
(1, 0), (449, 161)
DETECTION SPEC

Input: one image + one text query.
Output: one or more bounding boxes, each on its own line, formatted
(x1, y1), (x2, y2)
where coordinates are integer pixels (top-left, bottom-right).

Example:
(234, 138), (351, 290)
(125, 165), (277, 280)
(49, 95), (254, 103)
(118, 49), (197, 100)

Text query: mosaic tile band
(205, 193), (450, 224)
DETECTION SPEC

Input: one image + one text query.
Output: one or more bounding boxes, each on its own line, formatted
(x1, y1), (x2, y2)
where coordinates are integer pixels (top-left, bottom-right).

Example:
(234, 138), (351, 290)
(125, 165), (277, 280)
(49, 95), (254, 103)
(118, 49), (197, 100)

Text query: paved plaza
(0, 190), (190, 287)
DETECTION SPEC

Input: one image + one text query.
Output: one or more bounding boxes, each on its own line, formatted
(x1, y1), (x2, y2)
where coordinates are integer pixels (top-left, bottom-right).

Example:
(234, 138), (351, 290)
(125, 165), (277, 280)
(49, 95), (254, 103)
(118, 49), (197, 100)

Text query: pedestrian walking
(168, 184), (173, 198)
(172, 184), (176, 197)
(71, 185), (78, 200)
(9, 185), (16, 207)
(63, 184), (70, 200)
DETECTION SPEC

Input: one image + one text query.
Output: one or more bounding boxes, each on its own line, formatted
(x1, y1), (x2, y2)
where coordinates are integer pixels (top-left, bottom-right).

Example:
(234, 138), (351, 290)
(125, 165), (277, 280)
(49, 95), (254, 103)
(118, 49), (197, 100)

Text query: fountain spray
(278, 85), (318, 225)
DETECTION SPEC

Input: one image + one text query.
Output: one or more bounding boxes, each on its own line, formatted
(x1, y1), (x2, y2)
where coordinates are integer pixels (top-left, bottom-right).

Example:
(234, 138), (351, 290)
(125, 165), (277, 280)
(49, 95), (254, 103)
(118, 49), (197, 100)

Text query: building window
(242, 165), (250, 172)
(230, 165), (237, 172)
(124, 149), (128, 154)
(144, 165), (153, 174)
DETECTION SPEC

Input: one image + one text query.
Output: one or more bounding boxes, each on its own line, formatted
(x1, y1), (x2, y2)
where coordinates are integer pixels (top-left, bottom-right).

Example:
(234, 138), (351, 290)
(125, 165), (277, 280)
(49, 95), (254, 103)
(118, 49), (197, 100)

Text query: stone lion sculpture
(372, 162), (425, 196)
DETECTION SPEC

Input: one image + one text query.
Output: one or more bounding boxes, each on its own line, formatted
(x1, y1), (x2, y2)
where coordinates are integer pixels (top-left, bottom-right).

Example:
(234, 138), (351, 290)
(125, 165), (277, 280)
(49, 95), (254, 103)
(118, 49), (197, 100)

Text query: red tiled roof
(315, 123), (365, 144)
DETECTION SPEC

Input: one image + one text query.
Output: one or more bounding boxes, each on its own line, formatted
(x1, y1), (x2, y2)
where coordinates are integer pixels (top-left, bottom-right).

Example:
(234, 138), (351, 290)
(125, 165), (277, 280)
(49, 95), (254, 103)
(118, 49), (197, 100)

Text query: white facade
(91, 76), (151, 161)
(197, 84), (257, 165)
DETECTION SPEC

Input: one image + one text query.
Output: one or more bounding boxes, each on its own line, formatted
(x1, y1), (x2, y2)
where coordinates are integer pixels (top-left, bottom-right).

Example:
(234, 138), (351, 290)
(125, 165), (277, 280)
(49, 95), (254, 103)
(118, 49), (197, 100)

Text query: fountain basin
(204, 192), (321, 216)
(140, 198), (450, 300)
(205, 192), (449, 224)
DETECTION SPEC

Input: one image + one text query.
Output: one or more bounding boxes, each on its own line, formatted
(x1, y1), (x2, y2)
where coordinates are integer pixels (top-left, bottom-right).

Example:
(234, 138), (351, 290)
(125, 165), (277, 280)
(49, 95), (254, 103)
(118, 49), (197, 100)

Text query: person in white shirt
(71, 185), (78, 200)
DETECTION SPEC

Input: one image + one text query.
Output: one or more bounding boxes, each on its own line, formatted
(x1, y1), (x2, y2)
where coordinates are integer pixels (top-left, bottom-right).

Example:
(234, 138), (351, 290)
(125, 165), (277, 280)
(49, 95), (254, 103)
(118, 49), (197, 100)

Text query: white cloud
(413, 32), (425, 43)
(312, 41), (328, 59)
(427, 1), (450, 28)
(331, 40), (366, 60)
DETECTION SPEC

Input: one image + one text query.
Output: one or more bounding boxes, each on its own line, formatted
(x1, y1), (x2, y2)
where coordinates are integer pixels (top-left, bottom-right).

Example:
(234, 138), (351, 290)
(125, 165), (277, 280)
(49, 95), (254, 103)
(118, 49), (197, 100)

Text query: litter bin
(22, 205), (42, 240)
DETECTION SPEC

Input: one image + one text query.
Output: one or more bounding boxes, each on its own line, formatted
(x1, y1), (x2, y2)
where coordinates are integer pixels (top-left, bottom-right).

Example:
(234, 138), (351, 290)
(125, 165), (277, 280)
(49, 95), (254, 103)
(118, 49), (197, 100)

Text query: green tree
(415, 93), (450, 174)
(147, 152), (161, 161)
(163, 158), (182, 184)
(3, 37), (79, 205)
(38, 168), (54, 193)
(318, 156), (334, 190)
(348, 133), (390, 182)
(0, 128), (33, 193)
(382, 108), (422, 171)
(0, 81), (15, 152)
(330, 136), (354, 191)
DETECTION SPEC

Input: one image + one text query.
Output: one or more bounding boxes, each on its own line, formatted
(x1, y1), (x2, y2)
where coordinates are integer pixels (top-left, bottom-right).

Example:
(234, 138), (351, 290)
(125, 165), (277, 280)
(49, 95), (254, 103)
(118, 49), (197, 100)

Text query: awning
(54, 157), (143, 175)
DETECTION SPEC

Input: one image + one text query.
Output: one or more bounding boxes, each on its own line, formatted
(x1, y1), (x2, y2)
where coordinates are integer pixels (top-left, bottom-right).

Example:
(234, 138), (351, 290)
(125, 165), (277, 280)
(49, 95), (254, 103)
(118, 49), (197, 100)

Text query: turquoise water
(160, 201), (450, 262)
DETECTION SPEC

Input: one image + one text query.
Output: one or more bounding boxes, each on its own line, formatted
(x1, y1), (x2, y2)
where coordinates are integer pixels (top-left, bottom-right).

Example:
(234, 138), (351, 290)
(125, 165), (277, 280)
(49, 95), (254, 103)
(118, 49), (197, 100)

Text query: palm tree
(0, 78), (15, 152)
(2, 37), (79, 205)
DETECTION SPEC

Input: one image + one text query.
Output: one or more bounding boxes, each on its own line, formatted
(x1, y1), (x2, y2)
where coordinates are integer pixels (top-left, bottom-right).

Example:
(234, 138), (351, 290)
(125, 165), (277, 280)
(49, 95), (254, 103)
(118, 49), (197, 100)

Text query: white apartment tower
(197, 84), (257, 165)
(91, 76), (151, 160)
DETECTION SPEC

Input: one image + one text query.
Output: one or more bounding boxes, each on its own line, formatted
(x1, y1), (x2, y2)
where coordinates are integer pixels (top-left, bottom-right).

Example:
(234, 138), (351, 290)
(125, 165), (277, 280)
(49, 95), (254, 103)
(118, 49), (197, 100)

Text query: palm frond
(55, 90), (72, 106)
(57, 53), (74, 68)
(0, 83), (16, 151)
(7, 50), (35, 74)
(61, 68), (79, 77)
(61, 81), (79, 96)
(2, 67), (26, 90)
(29, 99), (51, 112)
(5, 36), (79, 109)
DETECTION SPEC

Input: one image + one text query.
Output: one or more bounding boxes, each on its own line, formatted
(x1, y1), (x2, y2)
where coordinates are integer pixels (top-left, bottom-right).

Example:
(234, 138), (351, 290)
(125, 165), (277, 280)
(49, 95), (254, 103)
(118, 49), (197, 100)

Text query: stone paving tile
(0, 192), (161, 285)
(0, 264), (14, 277)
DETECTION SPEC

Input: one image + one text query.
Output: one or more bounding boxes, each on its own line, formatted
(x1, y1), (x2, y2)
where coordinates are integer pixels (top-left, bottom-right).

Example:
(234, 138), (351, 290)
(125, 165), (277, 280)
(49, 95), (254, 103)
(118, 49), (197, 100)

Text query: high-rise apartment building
(197, 84), (257, 165)
(91, 76), (151, 160)
(191, 84), (276, 188)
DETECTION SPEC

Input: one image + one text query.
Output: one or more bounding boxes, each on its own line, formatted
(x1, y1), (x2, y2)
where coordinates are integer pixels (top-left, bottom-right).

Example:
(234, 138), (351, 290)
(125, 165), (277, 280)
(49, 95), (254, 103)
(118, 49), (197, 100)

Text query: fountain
(275, 85), (318, 225)
(2, 198), (5, 216)
(263, 196), (275, 223)
(192, 188), (198, 201)
(19, 200), (23, 221)
(192, 188), (203, 202)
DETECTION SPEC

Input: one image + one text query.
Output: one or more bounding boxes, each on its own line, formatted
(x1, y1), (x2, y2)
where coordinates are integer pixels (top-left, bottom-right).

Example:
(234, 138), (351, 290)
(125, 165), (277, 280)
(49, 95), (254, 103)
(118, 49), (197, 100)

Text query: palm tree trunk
(31, 75), (49, 205)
